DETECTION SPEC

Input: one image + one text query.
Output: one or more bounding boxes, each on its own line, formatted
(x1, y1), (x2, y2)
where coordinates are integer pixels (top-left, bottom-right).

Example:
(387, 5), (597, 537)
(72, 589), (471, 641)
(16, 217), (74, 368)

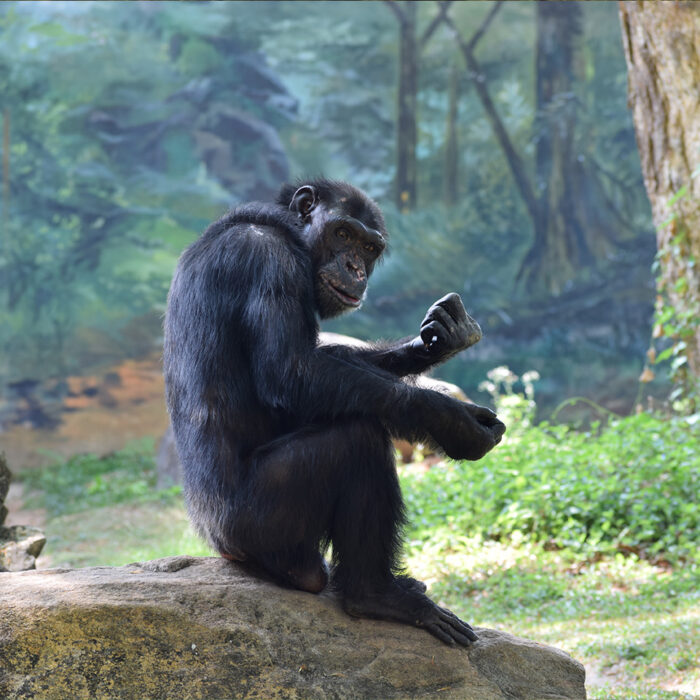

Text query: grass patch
(404, 536), (699, 696)
(399, 407), (699, 698)
(21, 439), (179, 517)
(41, 501), (211, 569)
(18, 439), (212, 568)
(588, 691), (697, 700)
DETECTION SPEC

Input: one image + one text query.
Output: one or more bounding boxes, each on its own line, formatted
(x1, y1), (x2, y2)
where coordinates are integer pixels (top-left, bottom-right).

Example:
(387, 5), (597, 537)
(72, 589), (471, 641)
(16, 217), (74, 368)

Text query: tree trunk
(2, 109), (9, 224)
(519, 1), (594, 295)
(395, 1), (418, 211)
(620, 1), (700, 378)
(443, 62), (459, 206)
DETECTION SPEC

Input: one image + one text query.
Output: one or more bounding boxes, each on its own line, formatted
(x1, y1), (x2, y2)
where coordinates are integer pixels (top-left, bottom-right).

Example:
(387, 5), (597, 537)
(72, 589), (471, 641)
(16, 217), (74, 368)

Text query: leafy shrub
(402, 411), (699, 561)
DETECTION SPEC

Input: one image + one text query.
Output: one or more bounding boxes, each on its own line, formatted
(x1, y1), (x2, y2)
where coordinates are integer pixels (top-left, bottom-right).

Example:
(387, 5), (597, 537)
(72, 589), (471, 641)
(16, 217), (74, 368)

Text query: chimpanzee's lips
(327, 280), (362, 307)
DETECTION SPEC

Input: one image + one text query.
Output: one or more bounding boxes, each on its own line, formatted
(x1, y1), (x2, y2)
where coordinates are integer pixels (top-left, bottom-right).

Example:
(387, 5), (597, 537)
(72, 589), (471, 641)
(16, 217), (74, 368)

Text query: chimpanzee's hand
(429, 400), (505, 461)
(418, 293), (482, 358)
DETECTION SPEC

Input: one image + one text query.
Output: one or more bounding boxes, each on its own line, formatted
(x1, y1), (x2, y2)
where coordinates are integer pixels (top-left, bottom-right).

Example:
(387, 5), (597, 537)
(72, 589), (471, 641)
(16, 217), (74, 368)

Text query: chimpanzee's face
(290, 186), (386, 319)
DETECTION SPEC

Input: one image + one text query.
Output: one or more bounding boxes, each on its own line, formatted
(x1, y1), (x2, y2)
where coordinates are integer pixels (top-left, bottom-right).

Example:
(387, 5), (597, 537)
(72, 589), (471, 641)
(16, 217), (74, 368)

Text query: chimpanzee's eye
(336, 229), (348, 240)
(365, 243), (376, 253)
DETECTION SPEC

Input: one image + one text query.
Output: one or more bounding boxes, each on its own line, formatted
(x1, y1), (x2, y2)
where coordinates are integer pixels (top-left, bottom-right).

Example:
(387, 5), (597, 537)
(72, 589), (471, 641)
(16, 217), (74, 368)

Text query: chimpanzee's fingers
(436, 292), (468, 324)
(442, 622), (476, 647)
(420, 321), (445, 350)
(467, 403), (498, 423)
(463, 318), (483, 347)
(421, 305), (456, 334)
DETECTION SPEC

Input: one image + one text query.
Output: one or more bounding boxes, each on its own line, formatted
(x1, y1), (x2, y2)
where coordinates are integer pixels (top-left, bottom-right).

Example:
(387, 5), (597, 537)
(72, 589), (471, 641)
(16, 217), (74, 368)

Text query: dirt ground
(1, 355), (170, 472)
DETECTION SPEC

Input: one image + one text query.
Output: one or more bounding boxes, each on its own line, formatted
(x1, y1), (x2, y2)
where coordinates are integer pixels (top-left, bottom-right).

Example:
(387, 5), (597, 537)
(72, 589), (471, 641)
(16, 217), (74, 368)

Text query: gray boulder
(0, 556), (586, 699)
(0, 455), (46, 571)
(0, 524), (46, 572)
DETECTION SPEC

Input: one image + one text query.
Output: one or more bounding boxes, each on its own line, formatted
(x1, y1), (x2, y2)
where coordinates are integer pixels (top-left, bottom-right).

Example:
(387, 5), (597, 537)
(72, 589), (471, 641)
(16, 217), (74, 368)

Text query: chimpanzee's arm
(244, 242), (501, 460)
(321, 293), (482, 378)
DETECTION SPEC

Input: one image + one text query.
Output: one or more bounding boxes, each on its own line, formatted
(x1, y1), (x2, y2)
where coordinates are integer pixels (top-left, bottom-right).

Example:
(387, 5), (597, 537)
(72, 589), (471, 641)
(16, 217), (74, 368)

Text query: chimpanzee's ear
(290, 185), (317, 220)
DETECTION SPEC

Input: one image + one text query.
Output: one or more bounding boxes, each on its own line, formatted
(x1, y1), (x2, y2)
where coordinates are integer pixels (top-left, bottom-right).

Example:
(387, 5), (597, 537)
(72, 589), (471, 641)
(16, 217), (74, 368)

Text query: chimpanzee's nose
(347, 260), (365, 280)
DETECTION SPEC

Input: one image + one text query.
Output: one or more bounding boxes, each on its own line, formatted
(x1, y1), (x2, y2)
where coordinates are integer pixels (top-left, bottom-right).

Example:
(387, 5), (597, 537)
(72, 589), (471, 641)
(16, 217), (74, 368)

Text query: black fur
(163, 179), (504, 645)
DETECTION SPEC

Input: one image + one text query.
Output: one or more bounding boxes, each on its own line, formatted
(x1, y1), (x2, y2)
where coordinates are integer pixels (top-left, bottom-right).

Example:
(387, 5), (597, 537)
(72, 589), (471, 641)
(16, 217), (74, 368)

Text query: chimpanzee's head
(278, 179), (387, 319)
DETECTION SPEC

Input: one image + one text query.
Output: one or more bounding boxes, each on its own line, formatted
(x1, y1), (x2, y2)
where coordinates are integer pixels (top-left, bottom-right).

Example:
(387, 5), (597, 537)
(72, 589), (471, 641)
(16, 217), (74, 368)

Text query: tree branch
(420, 1), (453, 48)
(465, 0), (504, 53)
(442, 11), (540, 225)
(384, 0), (407, 26)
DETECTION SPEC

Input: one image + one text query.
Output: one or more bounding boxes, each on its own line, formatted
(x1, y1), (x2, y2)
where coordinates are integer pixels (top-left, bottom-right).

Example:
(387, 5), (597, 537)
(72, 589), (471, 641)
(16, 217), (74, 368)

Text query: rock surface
(0, 524), (46, 572)
(0, 455), (46, 571)
(0, 556), (586, 699)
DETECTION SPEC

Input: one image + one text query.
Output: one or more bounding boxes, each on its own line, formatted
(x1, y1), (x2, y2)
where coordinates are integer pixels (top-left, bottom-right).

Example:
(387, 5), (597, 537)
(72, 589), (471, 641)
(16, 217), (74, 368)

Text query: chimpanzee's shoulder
(204, 203), (304, 247)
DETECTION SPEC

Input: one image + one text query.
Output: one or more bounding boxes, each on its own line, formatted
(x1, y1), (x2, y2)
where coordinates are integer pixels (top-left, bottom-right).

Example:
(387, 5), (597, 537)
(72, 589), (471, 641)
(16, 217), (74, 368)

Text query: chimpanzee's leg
(212, 418), (476, 645)
(226, 419), (398, 594)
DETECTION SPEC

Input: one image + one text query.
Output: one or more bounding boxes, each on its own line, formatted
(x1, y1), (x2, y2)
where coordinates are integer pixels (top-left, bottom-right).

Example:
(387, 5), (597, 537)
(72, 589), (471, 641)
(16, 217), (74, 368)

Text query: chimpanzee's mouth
(326, 280), (362, 307)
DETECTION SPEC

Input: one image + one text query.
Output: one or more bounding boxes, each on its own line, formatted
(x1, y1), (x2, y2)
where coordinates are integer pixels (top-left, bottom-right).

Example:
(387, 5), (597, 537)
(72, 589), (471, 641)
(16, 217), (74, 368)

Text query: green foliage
(0, 1), (656, 419)
(588, 690), (696, 700)
(21, 440), (178, 517)
(650, 176), (700, 414)
(0, 2), (292, 384)
(402, 411), (699, 561)
(479, 366), (540, 435)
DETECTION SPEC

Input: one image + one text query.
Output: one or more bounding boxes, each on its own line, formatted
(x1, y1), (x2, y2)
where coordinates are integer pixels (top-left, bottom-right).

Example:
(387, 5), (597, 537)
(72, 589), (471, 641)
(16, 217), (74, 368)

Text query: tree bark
(620, 1), (700, 378)
(519, 1), (594, 295)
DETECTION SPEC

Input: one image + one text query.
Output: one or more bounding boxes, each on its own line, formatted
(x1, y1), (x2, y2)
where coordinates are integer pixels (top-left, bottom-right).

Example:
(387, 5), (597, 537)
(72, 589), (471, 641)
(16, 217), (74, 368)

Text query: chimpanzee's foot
(342, 577), (477, 647)
(396, 574), (428, 594)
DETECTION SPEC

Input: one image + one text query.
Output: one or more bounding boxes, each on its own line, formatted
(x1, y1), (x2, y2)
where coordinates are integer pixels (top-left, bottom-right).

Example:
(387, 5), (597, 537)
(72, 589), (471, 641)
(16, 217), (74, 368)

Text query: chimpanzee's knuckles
(437, 293), (468, 322)
(422, 303), (451, 328)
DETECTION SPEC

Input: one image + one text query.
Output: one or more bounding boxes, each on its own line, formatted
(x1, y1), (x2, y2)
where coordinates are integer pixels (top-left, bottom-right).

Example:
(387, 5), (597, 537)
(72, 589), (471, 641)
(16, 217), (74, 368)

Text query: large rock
(0, 556), (586, 699)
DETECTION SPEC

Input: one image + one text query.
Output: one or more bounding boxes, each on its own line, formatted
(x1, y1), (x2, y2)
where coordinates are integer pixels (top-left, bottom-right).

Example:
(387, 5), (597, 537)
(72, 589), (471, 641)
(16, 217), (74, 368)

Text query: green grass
(19, 439), (211, 568)
(21, 439), (177, 517)
(18, 413), (700, 699)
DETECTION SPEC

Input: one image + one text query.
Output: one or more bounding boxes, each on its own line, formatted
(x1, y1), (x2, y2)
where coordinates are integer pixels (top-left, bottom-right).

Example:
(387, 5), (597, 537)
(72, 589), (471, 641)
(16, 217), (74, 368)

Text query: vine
(642, 178), (700, 413)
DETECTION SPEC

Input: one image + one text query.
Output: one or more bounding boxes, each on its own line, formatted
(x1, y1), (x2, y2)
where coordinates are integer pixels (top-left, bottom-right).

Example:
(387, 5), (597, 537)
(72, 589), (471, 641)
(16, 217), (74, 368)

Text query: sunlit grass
(405, 534), (699, 698)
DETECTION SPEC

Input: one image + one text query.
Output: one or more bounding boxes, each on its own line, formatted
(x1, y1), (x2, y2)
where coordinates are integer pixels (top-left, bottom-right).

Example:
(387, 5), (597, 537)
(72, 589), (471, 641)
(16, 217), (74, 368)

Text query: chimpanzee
(163, 179), (505, 646)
